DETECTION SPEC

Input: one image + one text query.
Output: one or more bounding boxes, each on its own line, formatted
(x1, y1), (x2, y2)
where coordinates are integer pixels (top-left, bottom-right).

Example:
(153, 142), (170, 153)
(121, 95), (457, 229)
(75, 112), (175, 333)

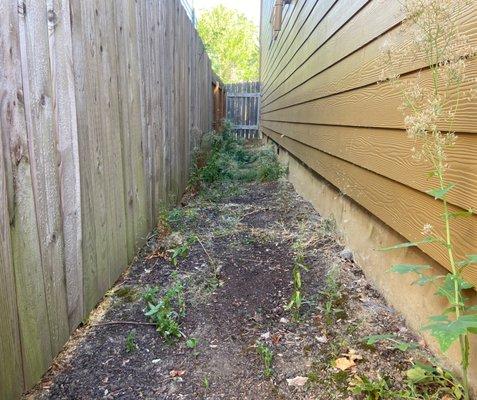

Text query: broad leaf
(413, 274), (443, 286)
(427, 184), (455, 200)
(458, 254), (477, 268)
(364, 334), (396, 345)
(380, 236), (436, 251)
(436, 274), (473, 304)
(424, 314), (477, 352)
(406, 366), (428, 382)
(390, 264), (430, 274)
(423, 316), (465, 352)
(443, 209), (474, 220)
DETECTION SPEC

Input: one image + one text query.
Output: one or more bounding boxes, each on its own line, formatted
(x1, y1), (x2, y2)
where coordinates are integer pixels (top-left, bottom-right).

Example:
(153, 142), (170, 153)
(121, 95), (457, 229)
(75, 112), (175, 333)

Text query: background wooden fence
(0, 0), (219, 397)
(226, 82), (261, 139)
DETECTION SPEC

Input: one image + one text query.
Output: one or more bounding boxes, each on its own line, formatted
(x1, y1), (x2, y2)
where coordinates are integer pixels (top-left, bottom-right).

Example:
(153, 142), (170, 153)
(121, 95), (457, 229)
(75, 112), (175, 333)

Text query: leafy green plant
(169, 235), (198, 266)
(320, 265), (346, 325)
(256, 342), (274, 378)
(125, 331), (138, 353)
(364, 334), (419, 352)
(285, 229), (309, 320)
(350, 375), (394, 400)
(186, 338), (198, 349)
(143, 276), (186, 343)
(350, 363), (465, 400)
(380, 1), (476, 397)
(202, 376), (210, 389)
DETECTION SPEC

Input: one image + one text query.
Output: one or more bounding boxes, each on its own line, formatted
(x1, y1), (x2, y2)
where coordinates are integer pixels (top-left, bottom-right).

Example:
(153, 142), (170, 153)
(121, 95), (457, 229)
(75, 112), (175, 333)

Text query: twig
(91, 321), (156, 327)
(196, 236), (215, 266)
(92, 321), (188, 339)
(238, 209), (261, 222)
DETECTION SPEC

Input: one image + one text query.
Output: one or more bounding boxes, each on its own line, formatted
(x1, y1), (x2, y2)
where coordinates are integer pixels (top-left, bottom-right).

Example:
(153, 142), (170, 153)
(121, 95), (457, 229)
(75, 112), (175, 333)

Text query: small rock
(287, 376), (308, 387)
(279, 317), (289, 324)
(316, 335), (328, 344)
(260, 331), (271, 339)
(339, 248), (354, 261)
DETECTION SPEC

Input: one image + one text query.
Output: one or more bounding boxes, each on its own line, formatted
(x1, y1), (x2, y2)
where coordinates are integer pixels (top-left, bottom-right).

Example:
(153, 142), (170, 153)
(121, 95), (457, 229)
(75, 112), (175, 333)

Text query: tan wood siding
(260, 0), (477, 284)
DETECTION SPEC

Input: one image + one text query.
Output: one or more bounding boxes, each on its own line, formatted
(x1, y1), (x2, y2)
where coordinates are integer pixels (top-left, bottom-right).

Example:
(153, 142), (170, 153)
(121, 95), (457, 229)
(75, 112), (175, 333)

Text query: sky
(192, 0), (261, 26)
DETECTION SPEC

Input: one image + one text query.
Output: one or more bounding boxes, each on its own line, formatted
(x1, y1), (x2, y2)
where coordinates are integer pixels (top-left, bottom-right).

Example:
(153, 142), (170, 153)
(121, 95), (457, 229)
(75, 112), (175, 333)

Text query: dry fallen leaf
(346, 349), (363, 362)
(169, 369), (186, 377)
(335, 357), (355, 371)
(271, 333), (282, 345)
(286, 376), (308, 387)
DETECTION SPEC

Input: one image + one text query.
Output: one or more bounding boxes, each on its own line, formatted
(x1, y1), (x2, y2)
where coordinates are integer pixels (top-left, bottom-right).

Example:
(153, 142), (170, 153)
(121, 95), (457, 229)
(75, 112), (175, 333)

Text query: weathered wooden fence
(226, 82), (261, 139)
(0, 0), (219, 397)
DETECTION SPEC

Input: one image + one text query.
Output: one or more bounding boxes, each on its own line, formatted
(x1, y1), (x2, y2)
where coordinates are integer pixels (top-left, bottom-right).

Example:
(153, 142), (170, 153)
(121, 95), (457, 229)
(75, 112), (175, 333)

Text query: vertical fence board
(47, 0), (83, 330)
(0, 3), (25, 394)
(19, 0), (70, 359)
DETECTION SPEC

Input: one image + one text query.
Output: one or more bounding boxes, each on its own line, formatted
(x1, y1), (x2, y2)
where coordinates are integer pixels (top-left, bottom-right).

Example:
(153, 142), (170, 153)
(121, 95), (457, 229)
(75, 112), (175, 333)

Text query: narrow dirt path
(28, 179), (429, 400)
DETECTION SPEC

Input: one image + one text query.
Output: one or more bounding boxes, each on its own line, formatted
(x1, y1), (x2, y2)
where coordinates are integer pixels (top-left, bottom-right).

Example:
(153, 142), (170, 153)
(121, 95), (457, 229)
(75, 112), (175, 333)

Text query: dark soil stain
(26, 180), (432, 400)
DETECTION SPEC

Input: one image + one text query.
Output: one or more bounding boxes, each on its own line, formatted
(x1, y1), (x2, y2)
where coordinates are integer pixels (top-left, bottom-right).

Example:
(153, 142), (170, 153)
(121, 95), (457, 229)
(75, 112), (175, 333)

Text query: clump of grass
(320, 265), (346, 325)
(143, 275), (186, 343)
(256, 342), (274, 378)
(285, 225), (310, 320)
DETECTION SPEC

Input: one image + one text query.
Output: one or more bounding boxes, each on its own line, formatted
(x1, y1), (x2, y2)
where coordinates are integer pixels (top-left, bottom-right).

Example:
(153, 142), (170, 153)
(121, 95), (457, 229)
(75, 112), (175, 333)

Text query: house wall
(260, 0), (477, 388)
(0, 0), (215, 397)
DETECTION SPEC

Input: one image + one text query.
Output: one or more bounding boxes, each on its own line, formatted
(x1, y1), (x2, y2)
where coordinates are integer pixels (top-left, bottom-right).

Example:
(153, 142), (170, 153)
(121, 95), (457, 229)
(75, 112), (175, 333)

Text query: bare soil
(26, 180), (431, 400)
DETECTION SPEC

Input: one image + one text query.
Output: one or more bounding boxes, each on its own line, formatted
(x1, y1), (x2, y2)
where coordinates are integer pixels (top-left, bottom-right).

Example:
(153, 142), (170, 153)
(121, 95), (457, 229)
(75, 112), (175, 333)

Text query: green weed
(125, 331), (138, 353)
(320, 265), (346, 325)
(285, 228), (309, 320)
(350, 363), (465, 399)
(256, 342), (274, 378)
(202, 376), (210, 389)
(143, 275), (186, 343)
(186, 338), (198, 349)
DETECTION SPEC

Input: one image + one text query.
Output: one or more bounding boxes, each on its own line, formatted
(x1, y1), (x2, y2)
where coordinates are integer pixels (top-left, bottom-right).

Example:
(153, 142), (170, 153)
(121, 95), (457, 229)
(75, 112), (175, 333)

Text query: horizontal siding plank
(263, 127), (477, 286)
(262, 0), (365, 98)
(262, 121), (477, 211)
(262, 59), (477, 133)
(261, 0), (335, 92)
(261, 0), (315, 79)
(262, 2), (477, 113)
(262, 0), (404, 108)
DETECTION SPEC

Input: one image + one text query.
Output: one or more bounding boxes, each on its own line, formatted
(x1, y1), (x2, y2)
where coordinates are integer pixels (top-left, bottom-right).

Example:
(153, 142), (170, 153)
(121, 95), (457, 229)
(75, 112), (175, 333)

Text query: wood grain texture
(262, 0), (365, 98)
(262, 121), (477, 211)
(0, 4), (24, 395)
(261, 0), (326, 90)
(19, 0), (70, 360)
(1, 0), (217, 395)
(262, 2), (477, 113)
(262, 59), (477, 133)
(47, 0), (83, 331)
(264, 128), (477, 286)
(262, 0), (403, 108)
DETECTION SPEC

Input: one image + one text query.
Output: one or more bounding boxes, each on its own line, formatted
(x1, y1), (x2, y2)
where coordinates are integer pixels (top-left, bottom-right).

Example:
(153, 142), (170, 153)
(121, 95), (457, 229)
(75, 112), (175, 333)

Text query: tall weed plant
(381, 1), (476, 398)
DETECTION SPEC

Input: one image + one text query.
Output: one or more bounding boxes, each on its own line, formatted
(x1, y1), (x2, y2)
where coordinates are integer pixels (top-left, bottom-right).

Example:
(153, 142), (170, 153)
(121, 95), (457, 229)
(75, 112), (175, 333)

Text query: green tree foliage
(197, 5), (259, 83)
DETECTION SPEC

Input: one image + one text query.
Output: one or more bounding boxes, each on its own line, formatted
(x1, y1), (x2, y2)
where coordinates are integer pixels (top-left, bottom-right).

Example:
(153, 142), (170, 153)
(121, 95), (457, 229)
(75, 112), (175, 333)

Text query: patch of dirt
(26, 180), (434, 400)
